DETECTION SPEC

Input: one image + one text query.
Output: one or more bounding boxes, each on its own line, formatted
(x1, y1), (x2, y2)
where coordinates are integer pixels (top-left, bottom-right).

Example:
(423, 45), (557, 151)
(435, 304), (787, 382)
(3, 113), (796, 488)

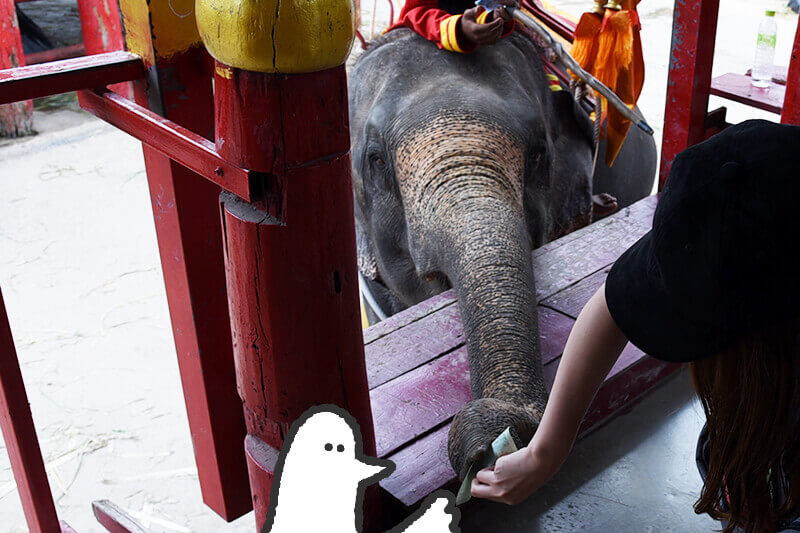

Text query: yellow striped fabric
(440, 15), (465, 53)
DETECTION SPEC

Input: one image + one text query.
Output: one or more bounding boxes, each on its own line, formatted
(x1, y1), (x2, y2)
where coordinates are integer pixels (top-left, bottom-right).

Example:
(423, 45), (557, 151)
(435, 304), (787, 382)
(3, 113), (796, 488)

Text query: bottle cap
(766, 9), (776, 16)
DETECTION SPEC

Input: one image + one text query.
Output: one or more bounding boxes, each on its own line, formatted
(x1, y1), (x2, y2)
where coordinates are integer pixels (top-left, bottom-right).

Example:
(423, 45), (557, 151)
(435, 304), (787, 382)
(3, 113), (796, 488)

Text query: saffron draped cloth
(569, 0), (645, 166)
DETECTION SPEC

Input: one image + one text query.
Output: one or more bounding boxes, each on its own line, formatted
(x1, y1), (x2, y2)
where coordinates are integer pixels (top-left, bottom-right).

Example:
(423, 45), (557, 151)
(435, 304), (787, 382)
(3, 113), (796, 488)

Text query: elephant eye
(371, 155), (386, 168)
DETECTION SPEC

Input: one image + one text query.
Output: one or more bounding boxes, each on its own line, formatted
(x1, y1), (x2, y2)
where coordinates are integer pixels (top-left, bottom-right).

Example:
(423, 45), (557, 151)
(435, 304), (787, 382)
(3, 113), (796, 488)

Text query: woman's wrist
(525, 431), (570, 479)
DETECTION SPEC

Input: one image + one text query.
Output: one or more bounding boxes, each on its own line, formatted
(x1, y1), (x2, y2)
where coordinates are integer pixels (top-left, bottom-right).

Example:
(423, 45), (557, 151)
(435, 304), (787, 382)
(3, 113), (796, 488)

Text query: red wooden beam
(0, 286), (61, 533)
(0, 52), (144, 105)
(217, 63), (379, 531)
(781, 16), (800, 125)
(118, 3), (251, 519)
(92, 500), (151, 533)
(659, 0), (720, 189)
(0, 0), (33, 137)
(76, 0), (129, 97)
(25, 44), (86, 65)
(78, 88), (260, 202)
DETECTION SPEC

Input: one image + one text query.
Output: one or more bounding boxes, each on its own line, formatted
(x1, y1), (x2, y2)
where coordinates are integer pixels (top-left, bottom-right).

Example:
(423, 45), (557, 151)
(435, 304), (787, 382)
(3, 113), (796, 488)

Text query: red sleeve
(386, 1), (516, 53)
(387, 0), (476, 53)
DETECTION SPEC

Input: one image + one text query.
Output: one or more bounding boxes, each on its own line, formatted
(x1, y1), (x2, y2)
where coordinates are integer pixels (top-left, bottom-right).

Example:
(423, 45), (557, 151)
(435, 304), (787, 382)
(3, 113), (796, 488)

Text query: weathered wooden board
(369, 306), (574, 458)
(366, 196), (672, 508)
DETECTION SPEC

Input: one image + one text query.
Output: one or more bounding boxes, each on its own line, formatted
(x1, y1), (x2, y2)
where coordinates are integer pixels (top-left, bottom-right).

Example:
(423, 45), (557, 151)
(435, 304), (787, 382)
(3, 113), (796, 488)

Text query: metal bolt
(215, 166), (224, 176)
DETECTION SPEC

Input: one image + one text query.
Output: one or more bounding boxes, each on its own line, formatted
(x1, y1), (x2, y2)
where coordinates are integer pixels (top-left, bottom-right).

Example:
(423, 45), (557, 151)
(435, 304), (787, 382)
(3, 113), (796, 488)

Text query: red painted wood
(365, 300), (573, 390)
(371, 347), (471, 458)
(0, 286), (61, 533)
(121, 14), (251, 516)
(541, 267), (609, 319)
(0, 0), (33, 137)
(214, 65), (350, 174)
(92, 500), (150, 533)
(781, 17), (800, 125)
(366, 303), (462, 388)
(78, 88), (258, 201)
(76, 0), (129, 97)
(218, 64), (376, 529)
(26, 43), (86, 65)
(659, 0), (720, 189)
(522, 0), (577, 43)
(363, 290), (456, 345)
(221, 155), (374, 428)
(0, 52), (144, 105)
(710, 73), (785, 115)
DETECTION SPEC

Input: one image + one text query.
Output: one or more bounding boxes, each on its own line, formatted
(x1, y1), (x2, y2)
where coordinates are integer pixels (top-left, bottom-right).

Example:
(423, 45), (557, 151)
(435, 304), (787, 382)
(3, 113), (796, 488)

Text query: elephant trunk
(394, 113), (548, 474)
(435, 196), (548, 411)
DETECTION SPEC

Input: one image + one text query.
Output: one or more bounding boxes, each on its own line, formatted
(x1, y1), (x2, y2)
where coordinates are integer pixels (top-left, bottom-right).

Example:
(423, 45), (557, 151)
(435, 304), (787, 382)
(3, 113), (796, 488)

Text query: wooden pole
(115, 0), (251, 520)
(0, 286), (60, 533)
(0, 0), (34, 137)
(781, 16), (800, 125)
(196, 2), (379, 529)
(659, 0), (720, 189)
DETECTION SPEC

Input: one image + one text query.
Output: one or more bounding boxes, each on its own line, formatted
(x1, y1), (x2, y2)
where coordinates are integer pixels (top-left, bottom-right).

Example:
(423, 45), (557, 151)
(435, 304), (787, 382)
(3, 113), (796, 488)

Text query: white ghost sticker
(262, 405), (460, 533)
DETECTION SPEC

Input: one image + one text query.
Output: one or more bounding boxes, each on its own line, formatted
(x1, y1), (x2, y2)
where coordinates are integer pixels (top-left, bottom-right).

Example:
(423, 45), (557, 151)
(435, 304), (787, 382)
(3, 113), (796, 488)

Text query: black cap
(605, 120), (800, 363)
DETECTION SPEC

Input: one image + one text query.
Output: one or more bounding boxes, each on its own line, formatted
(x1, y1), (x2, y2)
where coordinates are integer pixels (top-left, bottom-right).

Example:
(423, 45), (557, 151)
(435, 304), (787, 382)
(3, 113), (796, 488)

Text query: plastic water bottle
(752, 10), (777, 88)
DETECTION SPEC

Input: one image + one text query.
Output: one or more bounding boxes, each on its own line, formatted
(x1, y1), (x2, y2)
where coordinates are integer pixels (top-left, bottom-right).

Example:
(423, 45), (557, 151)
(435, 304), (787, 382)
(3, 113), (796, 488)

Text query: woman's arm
(470, 284), (629, 504)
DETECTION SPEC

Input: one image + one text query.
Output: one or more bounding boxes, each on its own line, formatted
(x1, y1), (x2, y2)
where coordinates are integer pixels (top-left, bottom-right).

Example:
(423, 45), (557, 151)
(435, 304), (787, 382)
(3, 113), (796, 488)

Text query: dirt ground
(0, 1), (797, 531)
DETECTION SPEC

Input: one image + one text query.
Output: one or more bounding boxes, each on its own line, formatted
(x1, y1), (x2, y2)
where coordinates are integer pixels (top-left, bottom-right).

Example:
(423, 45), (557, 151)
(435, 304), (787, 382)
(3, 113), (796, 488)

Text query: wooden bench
(363, 194), (679, 509)
(710, 66), (789, 115)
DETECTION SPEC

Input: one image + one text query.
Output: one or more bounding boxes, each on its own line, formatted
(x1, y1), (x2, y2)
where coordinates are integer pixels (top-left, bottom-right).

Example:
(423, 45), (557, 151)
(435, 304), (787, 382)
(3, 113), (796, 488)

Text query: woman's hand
(471, 285), (629, 505)
(470, 442), (566, 505)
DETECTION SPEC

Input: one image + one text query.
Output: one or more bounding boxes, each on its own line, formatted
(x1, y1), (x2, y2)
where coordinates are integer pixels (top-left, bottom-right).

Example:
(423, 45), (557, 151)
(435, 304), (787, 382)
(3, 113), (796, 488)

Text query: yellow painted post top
(196, 0), (355, 73)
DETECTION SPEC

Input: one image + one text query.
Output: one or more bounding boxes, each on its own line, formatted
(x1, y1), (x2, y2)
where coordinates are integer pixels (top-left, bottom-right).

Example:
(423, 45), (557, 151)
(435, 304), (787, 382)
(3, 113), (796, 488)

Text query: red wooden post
(76, 0), (130, 96)
(0, 286), (61, 533)
(115, 0), (251, 520)
(0, 0), (34, 137)
(781, 16), (800, 125)
(659, 0), (720, 189)
(196, 2), (379, 528)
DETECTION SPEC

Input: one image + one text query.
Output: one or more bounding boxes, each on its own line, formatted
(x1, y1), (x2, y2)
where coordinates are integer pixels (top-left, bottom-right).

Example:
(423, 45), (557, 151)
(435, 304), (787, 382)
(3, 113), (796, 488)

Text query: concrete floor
(1, 0), (797, 531)
(461, 369), (718, 532)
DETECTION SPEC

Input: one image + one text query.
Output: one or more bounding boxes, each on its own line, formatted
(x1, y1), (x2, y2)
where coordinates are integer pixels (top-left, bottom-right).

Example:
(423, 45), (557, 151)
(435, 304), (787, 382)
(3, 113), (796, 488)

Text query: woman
(471, 120), (800, 532)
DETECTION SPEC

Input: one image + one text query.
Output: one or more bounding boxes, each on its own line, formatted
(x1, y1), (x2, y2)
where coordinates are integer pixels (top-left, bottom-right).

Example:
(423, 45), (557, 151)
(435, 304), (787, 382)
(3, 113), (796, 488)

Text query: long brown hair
(690, 316), (800, 532)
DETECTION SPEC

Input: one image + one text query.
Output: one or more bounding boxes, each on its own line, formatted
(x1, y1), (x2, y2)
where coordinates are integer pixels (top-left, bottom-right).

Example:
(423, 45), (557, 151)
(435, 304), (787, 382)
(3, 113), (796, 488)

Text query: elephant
(348, 27), (656, 479)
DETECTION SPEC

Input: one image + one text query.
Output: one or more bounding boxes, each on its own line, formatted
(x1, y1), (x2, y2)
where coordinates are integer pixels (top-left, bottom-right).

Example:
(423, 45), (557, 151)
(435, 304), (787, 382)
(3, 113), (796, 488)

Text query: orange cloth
(572, 0), (644, 166)
(386, 0), (514, 53)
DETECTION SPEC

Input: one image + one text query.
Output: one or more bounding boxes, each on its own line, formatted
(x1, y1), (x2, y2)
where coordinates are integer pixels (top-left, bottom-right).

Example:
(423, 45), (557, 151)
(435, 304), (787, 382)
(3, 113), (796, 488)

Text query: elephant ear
(549, 88), (595, 147)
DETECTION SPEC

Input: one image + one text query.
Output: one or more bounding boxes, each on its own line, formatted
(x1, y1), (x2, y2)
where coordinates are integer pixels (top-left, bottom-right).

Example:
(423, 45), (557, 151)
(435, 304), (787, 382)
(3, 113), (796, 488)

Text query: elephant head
(349, 29), (595, 478)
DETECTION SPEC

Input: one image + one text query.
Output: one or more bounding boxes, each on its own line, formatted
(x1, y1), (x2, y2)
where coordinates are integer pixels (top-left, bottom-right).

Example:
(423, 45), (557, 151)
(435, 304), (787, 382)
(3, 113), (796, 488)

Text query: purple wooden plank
(532, 195), (656, 260)
(533, 196), (656, 301)
(381, 343), (678, 508)
(540, 267), (610, 319)
(366, 303), (572, 390)
(380, 423), (452, 507)
(538, 306), (574, 365)
(710, 73), (785, 115)
(366, 304), (464, 389)
(363, 290), (456, 345)
(371, 346), (471, 458)
(369, 306), (573, 457)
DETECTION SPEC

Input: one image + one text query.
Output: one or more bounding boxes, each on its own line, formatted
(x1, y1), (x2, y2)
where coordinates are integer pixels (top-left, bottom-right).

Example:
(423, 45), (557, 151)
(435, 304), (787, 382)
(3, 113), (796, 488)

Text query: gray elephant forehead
(393, 110), (526, 215)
